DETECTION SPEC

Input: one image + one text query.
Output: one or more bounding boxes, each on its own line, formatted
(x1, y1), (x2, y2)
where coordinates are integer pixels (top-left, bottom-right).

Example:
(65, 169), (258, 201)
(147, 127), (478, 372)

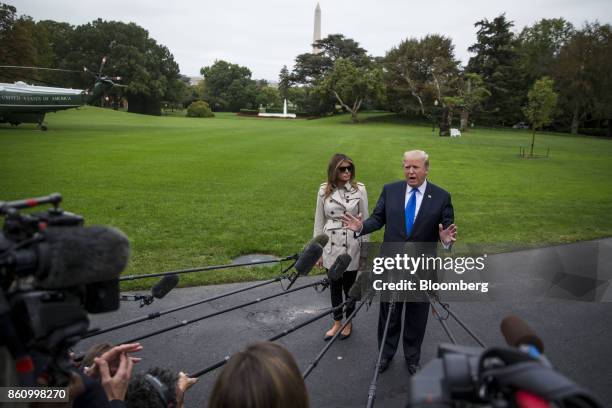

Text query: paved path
(80, 239), (612, 407)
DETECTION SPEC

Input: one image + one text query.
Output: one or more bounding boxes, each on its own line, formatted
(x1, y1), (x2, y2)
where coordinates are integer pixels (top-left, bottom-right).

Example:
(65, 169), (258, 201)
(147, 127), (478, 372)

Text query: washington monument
(313, 2), (321, 54)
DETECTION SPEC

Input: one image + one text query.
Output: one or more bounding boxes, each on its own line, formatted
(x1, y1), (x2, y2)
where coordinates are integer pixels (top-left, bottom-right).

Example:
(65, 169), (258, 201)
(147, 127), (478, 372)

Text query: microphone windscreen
(349, 271), (366, 300)
(151, 274), (179, 299)
(37, 226), (131, 289)
(328, 254), (352, 282)
(311, 234), (329, 248)
(294, 243), (323, 276)
(500, 315), (544, 353)
(348, 271), (375, 301)
(348, 278), (362, 301)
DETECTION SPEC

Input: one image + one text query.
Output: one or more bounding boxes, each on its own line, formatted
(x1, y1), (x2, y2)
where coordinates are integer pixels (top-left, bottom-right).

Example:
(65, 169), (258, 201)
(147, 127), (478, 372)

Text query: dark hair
(324, 153), (357, 198)
(80, 342), (113, 369)
(125, 367), (178, 408)
(209, 342), (309, 408)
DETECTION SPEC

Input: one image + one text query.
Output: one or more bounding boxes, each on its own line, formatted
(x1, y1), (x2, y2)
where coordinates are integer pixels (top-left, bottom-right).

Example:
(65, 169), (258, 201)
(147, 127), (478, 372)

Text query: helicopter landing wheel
(38, 123), (48, 131)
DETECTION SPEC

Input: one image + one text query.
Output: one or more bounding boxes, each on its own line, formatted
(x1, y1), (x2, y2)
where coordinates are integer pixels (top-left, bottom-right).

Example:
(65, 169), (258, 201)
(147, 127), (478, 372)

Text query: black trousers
(329, 269), (357, 321)
(378, 301), (429, 363)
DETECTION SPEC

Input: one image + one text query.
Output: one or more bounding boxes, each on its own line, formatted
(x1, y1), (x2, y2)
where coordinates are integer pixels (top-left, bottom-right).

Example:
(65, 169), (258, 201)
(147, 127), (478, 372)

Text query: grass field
(1, 107), (611, 289)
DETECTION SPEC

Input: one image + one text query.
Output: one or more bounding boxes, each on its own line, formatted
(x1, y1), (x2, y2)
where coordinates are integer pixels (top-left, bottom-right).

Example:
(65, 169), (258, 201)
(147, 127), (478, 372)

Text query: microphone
(286, 236), (327, 290)
(295, 234), (328, 274)
(151, 274), (179, 299)
(348, 272), (363, 301)
(121, 275), (179, 306)
(500, 316), (560, 408)
(36, 226), (130, 289)
(327, 253), (352, 282)
(500, 315), (544, 355)
(348, 270), (374, 302)
(311, 233), (330, 247)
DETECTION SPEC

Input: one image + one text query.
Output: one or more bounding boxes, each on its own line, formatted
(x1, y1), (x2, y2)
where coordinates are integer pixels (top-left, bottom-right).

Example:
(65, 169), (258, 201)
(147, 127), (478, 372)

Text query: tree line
(274, 15), (611, 136)
(1, 3), (610, 135)
(0, 3), (188, 115)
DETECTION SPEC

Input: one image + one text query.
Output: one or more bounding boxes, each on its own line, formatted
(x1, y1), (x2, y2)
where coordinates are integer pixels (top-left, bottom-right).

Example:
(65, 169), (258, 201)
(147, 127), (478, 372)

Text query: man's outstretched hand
(439, 223), (457, 246)
(341, 212), (363, 232)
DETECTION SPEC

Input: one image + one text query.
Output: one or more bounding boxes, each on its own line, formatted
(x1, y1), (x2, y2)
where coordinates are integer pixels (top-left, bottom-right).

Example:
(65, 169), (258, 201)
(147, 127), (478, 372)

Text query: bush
(238, 109), (259, 116)
(186, 100), (214, 118)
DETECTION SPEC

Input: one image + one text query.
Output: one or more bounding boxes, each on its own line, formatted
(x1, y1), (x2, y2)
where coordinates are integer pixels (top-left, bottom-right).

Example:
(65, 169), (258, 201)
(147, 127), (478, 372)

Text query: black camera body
(0, 193), (128, 386)
(407, 343), (482, 406)
(406, 342), (603, 407)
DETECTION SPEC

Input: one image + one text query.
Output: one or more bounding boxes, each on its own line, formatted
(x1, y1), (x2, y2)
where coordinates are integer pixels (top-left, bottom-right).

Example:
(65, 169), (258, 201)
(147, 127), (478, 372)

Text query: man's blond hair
(403, 150), (429, 169)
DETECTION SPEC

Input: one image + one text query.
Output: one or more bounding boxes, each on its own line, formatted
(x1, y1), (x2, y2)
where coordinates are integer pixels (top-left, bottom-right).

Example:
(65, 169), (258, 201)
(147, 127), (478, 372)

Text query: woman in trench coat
(314, 153), (369, 340)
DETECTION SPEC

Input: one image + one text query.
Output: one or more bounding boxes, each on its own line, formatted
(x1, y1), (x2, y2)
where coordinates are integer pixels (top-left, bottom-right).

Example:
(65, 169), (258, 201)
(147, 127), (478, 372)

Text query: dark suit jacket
(361, 180), (454, 243)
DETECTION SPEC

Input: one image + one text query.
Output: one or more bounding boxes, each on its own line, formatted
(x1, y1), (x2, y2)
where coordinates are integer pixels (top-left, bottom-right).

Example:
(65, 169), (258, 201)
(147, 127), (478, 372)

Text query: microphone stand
(366, 293), (396, 408)
(433, 298), (486, 347)
(302, 298), (368, 379)
(119, 294), (154, 307)
(120, 255), (298, 281)
(119, 279), (328, 344)
(189, 300), (350, 378)
(428, 294), (457, 344)
(83, 260), (298, 339)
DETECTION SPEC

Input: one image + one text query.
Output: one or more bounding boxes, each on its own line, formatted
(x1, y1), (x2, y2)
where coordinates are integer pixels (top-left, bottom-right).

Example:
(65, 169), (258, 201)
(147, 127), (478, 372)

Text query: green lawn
(1, 107), (611, 289)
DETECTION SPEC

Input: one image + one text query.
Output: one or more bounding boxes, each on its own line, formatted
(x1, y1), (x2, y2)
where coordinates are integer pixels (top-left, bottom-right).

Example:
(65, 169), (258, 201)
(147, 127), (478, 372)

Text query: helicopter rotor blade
(0, 66), (83, 74)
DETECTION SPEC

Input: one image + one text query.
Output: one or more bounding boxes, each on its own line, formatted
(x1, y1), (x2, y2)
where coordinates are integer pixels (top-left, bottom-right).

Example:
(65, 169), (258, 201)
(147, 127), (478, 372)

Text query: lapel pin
(427, 194), (432, 199)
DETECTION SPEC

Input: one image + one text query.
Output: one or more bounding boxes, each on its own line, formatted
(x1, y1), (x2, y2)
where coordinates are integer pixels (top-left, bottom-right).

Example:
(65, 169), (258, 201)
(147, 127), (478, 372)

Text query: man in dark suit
(342, 150), (456, 374)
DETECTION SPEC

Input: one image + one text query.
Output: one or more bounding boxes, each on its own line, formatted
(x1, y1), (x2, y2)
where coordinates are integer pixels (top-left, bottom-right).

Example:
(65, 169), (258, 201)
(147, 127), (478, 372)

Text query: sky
(10, 0), (612, 81)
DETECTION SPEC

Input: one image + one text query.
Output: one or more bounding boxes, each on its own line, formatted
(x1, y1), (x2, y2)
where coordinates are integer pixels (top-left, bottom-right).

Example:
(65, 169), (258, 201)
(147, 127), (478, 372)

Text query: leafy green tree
(516, 18), (574, 85)
(291, 34), (370, 86)
(384, 34), (460, 134)
(523, 77), (558, 156)
(589, 24), (612, 136)
(456, 73), (490, 131)
(278, 65), (291, 100)
(287, 34), (372, 115)
(554, 23), (608, 134)
(319, 58), (383, 123)
(315, 34), (370, 66)
(256, 86), (281, 109)
(163, 76), (191, 110)
(0, 5), (39, 81)
(53, 19), (182, 115)
(200, 60), (257, 111)
(553, 23), (612, 136)
(467, 14), (525, 126)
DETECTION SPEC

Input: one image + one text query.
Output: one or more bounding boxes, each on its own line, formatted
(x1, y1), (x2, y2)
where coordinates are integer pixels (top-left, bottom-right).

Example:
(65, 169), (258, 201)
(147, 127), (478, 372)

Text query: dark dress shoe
(378, 358), (391, 373)
(406, 363), (420, 375)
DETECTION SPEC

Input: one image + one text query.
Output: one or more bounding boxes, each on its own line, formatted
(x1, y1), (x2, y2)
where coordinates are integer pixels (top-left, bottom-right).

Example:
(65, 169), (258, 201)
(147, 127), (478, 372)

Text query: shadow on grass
(360, 113), (433, 127)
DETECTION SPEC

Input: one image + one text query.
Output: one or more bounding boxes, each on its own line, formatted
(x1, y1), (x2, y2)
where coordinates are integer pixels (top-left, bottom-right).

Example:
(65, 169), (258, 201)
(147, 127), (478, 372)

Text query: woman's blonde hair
(324, 153), (357, 198)
(209, 342), (309, 408)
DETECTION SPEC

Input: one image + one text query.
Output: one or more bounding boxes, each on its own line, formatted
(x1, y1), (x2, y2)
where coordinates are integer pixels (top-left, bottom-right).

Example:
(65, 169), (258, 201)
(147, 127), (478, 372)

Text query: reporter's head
(126, 367), (177, 408)
(209, 342), (308, 408)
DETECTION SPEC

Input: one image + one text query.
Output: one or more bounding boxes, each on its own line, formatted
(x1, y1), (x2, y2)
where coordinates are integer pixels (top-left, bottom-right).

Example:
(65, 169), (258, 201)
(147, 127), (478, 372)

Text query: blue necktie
(405, 188), (418, 237)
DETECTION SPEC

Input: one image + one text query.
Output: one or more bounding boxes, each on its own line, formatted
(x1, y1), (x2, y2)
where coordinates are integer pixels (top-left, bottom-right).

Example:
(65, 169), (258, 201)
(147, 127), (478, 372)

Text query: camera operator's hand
(176, 371), (198, 408)
(95, 353), (133, 401)
(85, 343), (142, 378)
